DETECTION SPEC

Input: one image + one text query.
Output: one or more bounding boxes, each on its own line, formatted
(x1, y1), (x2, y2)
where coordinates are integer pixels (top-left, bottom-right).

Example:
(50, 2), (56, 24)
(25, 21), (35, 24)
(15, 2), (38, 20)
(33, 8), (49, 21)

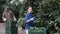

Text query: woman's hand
(27, 20), (30, 22)
(3, 18), (6, 21)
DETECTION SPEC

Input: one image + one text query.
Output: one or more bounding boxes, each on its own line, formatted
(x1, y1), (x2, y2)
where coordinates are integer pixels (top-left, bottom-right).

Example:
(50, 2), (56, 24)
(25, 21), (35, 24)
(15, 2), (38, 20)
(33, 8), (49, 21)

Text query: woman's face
(28, 7), (33, 13)
(4, 8), (9, 12)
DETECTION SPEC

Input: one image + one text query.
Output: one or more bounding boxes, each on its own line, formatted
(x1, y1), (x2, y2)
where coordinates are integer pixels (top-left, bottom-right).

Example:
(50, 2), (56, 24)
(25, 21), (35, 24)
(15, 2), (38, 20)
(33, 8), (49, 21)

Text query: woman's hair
(27, 5), (32, 9)
(4, 6), (10, 10)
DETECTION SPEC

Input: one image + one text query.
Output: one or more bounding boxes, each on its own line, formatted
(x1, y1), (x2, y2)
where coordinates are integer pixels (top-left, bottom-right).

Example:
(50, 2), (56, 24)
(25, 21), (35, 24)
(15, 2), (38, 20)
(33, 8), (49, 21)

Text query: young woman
(24, 6), (35, 34)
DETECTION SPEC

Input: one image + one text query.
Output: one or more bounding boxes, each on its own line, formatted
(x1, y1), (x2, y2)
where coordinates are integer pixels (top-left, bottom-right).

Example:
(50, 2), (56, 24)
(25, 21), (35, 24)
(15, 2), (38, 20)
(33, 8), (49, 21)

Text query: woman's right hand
(3, 18), (6, 21)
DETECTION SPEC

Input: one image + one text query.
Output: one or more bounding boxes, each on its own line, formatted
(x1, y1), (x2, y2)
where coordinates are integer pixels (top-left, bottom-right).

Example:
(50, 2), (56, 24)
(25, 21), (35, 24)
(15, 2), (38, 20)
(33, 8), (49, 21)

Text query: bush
(17, 18), (25, 29)
(28, 27), (46, 34)
(18, 0), (60, 33)
(0, 0), (6, 21)
(21, 0), (60, 28)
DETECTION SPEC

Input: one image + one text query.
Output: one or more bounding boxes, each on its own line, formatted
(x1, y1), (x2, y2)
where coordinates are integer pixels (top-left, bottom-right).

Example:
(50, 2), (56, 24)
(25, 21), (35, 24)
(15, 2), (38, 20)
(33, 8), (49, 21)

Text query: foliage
(29, 27), (46, 32)
(22, 0), (60, 28)
(0, 0), (22, 21)
(18, 0), (60, 33)
(0, 0), (6, 21)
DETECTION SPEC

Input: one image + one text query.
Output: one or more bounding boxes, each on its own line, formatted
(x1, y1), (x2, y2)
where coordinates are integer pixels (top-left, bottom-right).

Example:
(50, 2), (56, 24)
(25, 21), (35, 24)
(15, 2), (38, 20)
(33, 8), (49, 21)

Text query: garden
(0, 0), (60, 34)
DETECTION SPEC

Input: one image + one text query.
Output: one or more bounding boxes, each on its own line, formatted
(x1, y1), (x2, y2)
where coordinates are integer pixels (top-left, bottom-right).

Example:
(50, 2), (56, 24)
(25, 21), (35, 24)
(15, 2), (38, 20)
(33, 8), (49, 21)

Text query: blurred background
(0, 0), (60, 34)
